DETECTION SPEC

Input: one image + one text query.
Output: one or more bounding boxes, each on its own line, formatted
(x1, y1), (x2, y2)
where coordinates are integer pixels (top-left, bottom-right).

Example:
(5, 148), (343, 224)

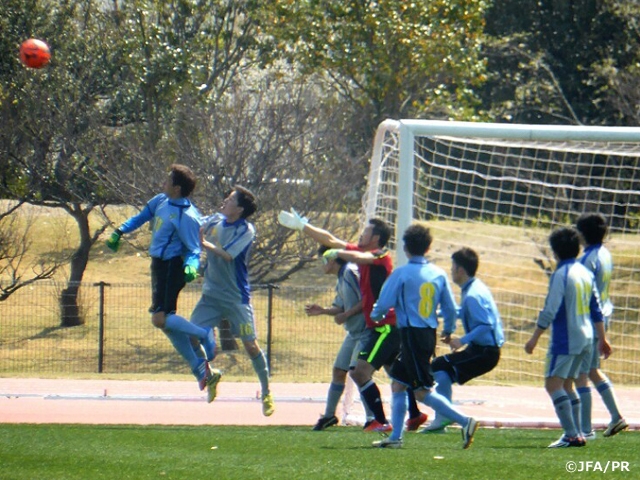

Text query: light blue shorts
(190, 294), (256, 342)
(334, 332), (365, 372)
(545, 345), (591, 379)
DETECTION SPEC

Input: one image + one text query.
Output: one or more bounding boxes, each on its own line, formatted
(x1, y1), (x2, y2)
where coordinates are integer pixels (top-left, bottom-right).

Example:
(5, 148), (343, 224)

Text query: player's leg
(190, 296), (223, 400)
(545, 353), (586, 447)
(315, 334), (355, 430)
(589, 368), (628, 436)
(576, 343), (595, 438)
(229, 302), (274, 416)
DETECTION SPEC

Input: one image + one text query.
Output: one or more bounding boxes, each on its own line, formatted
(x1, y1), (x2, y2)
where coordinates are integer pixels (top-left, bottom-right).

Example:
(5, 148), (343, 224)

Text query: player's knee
(151, 314), (166, 329)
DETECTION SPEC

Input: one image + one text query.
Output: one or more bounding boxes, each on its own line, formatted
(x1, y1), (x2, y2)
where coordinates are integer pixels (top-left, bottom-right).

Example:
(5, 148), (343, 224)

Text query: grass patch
(0, 424), (637, 479)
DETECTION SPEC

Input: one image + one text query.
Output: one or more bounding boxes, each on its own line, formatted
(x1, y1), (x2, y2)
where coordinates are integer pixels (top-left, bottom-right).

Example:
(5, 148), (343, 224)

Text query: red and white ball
(19, 38), (51, 69)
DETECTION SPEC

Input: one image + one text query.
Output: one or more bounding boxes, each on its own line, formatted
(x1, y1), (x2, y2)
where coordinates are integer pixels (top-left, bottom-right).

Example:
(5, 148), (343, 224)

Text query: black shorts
(357, 324), (401, 370)
(431, 344), (501, 385)
(389, 326), (437, 390)
(150, 256), (186, 315)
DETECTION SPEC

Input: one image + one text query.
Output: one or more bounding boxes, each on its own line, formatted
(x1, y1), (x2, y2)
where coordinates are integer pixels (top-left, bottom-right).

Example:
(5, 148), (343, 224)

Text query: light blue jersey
(201, 213), (255, 304)
(459, 278), (504, 347)
(580, 244), (613, 325)
(119, 193), (201, 269)
(371, 256), (457, 333)
(333, 263), (366, 336)
(537, 259), (603, 355)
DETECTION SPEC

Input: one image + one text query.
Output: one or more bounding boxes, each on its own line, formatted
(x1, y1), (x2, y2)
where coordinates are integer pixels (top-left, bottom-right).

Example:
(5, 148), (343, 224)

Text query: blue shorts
(190, 294), (257, 342)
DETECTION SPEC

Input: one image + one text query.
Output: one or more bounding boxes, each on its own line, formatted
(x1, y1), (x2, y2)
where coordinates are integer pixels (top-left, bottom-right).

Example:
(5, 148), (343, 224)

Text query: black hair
(317, 245), (346, 266)
(369, 218), (391, 248)
(576, 212), (607, 245)
(451, 247), (479, 277)
(549, 227), (581, 261)
(402, 223), (432, 256)
(169, 164), (197, 197)
(234, 185), (257, 219)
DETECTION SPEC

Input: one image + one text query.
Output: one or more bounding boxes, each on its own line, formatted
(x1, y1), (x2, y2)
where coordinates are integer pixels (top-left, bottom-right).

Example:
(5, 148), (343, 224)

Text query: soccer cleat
(547, 435), (586, 448)
(583, 430), (596, 441)
(193, 359), (211, 391)
(405, 412), (428, 431)
(313, 415), (339, 431)
(420, 417), (453, 434)
(461, 417), (479, 449)
(201, 327), (217, 362)
(262, 393), (275, 417)
(372, 437), (403, 449)
(363, 420), (393, 433)
(206, 368), (222, 403)
(603, 418), (629, 437)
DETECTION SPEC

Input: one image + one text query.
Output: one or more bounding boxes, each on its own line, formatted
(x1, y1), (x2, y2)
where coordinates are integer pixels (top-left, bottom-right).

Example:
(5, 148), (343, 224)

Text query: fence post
(265, 283), (277, 375)
(94, 281), (110, 373)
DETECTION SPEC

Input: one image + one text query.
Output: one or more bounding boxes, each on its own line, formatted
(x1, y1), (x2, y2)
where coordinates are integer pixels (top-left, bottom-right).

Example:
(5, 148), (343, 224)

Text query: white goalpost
(362, 119), (640, 387)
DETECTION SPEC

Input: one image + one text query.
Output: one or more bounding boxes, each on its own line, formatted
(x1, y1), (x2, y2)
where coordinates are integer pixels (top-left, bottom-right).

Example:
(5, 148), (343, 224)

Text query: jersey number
(419, 282), (436, 318)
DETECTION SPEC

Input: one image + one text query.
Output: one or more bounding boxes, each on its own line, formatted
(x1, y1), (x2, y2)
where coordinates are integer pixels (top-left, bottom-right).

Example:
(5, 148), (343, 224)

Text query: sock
(433, 370), (453, 423)
(359, 380), (387, 424)
(421, 390), (467, 427)
(596, 379), (622, 422)
(251, 351), (270, 397)
(551, 389), (578, 437)
(324, 382), (345, 418)
(389, 391), (407, 441)
(361, 394), (375, 421)
(567, 390), (582, 435)
(164, 330), (200, 373)
(406, 388), (421, 419)
(577, 386), (592, 433)
(165, 313), (208, 338)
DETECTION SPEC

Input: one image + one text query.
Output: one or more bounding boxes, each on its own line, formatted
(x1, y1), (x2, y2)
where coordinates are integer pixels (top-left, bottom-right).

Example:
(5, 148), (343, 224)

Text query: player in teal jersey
(575, 213), (628, 439)
(190, 186), (274, 416)
(423, 247), (504, 433)
(105, 164), (217, 393)
(306, 246), (369, 430)
(525, 227), (612, 448)
(369, 223), (478, 449)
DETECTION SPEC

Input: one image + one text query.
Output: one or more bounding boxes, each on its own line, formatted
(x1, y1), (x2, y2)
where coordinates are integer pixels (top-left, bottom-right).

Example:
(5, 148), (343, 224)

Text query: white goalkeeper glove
(278, 208), (308, 231)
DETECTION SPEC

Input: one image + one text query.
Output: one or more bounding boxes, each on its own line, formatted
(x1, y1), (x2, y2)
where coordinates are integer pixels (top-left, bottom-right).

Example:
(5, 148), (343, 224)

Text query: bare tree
(0, 202), (62, 301)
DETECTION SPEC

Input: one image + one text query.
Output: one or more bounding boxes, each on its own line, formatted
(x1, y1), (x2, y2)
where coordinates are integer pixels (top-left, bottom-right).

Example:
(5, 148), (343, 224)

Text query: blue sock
(551, 389), (578, 437)
(596, 379), (622, 421)
(390, 391), (407, 441)
(433, 371), (454, 423)
(422, 390), (467, 427)
(567, 390), (582, 435)
(164, 330), (200, 373)
(251, 351), (270, 397)
(324, 382), (345, 418)
(577, 386), (592, 433)
(165, 313), (207, 339)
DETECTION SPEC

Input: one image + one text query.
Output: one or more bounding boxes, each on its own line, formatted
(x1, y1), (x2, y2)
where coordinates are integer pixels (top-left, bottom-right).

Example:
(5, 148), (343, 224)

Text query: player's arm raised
(278, 208), (347, 249)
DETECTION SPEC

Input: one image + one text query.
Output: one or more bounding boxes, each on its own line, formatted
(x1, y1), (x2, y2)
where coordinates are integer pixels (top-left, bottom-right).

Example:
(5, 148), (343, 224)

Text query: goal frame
(365, 119), (640, 265)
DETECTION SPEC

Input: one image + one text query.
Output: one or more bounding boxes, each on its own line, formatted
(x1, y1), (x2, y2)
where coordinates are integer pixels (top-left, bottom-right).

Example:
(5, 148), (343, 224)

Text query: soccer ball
(19, 39), (51, 69)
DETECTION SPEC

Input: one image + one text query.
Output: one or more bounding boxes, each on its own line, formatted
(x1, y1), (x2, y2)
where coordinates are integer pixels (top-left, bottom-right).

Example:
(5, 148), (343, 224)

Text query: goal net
(362, 119), (640, 387)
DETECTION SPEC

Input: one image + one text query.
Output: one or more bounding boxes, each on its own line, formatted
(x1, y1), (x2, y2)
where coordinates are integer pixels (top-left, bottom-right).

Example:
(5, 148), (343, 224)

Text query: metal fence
(0, 281), (343, 382)
(2, 280), (638, 386)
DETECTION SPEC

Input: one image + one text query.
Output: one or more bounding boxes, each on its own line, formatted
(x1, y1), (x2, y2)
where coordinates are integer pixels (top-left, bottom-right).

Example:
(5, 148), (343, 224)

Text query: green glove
(105, 230), (122, 253)
(184, 265), (198, 283)
(323, 249), (340, 262)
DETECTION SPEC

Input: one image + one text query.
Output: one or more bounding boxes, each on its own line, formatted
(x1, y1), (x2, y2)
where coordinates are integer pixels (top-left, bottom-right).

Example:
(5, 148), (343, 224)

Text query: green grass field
(0, 424), (637, 479)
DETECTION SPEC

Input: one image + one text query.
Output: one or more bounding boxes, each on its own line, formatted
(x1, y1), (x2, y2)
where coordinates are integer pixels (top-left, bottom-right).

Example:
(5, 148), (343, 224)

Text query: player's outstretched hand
(184, 266), (198, 283)
(105, 230), (122, 253)
(278, 208), (308, 231)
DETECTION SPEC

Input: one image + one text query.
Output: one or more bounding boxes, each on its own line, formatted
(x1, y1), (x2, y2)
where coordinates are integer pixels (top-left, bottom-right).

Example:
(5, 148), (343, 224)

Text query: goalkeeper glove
(105, 229), (122, 252)
(278, 208), (308, 231)
(184, 265), (198, 283)
(322, 249), (340, 262)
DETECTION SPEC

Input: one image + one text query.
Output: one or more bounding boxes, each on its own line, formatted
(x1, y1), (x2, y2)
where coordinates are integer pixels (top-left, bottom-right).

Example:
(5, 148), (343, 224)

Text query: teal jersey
(580, 244), (613, 323)
(201, 213), (255, 304)
(119, 193), (201, 269)
(371, 256), (457, 333)
(333, 263), (366, 336)
(537, 259), (603, 355)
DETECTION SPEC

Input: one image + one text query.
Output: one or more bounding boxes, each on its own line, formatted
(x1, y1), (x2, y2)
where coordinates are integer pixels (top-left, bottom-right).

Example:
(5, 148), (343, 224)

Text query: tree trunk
(219, 318), (238, 351)
(60, 204), (93, 327)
